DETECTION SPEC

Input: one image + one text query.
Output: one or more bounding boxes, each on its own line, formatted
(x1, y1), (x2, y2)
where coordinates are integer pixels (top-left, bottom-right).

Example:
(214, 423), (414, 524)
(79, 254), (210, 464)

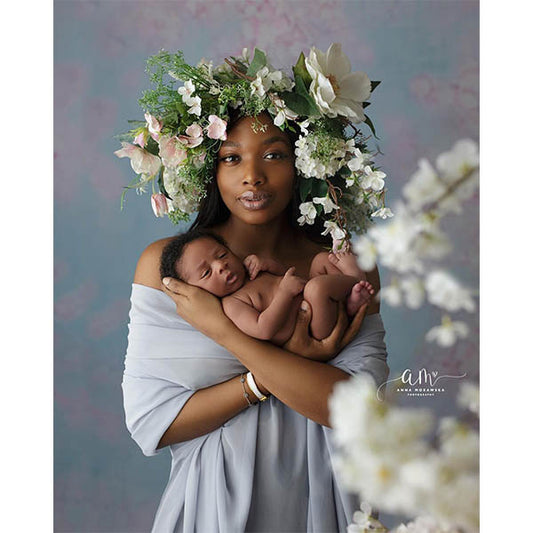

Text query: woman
(121, 45), (389, 532)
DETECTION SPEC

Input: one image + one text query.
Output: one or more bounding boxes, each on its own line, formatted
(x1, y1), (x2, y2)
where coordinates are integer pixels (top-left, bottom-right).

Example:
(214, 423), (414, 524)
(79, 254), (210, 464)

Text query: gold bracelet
(240, 373), (253, 407)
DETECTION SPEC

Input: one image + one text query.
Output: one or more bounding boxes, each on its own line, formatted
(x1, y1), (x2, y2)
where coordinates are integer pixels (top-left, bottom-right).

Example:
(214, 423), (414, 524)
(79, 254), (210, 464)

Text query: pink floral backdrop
(54, 1), (478, 530)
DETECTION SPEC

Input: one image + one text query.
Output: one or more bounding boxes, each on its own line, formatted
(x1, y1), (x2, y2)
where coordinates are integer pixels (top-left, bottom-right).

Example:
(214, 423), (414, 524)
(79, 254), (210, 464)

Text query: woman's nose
(242, 160), (265, 186)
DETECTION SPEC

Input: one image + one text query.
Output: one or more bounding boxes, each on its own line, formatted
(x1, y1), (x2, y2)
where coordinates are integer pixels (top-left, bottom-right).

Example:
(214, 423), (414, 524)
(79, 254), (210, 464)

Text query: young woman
(123, 111), (389, 532)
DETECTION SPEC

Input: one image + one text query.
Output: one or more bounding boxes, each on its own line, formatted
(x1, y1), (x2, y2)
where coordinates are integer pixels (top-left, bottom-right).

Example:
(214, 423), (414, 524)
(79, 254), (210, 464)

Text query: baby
(160, 230), (374, 351)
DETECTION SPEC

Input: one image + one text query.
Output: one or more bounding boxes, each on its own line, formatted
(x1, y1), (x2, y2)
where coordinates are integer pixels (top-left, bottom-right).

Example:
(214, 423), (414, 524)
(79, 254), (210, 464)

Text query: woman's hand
(283, 300), (367, 361)
(162, 277), (236, 342)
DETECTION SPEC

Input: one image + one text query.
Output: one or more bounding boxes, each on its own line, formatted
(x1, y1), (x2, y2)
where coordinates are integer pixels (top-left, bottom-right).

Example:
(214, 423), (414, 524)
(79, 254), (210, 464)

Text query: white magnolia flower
(371, 207), (394, 219)
(425, 271), (475, 312)
(305, 43), (371, 121)
(457, 382), (479, 416)
(312, 195), (338, 214)
(296, 201), (317, 225)
(425, 315), (469, 347)
(360, 166), (386, 192)
(321, 220), (345, 240)
(353, 236), (378, 271)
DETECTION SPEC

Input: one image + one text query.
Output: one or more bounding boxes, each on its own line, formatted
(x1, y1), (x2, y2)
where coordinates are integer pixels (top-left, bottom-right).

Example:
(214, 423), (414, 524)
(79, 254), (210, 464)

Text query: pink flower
(133, 131), (146, 148)
(158, 135), (187, 168)
(114, 142), (161, 178)
(144, 113), (162, 141)
(151, 193), (172, 217)
(332, 238), (351, 253)
(206, 115), (227, 140)
(177, 122), (204, 148)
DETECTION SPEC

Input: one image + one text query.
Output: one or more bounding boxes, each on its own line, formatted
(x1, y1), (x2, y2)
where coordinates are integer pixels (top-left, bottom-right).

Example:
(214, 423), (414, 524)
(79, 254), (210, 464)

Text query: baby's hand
(279, 267), (306, 297)
(243, 254), (266, 280)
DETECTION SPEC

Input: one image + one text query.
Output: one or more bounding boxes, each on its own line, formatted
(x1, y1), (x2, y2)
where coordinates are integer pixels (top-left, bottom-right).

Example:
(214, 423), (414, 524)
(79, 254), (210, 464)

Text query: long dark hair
(189, 110), (329, 246)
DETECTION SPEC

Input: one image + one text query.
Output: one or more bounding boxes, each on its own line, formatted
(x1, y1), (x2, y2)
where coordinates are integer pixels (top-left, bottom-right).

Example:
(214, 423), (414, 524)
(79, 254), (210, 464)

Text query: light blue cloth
(122, 284), (389, 533)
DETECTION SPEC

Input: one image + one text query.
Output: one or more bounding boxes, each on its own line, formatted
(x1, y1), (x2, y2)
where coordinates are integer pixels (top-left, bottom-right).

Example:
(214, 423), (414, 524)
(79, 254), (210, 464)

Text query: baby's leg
(303, 275), (373, 340)
(309, 251), (366, 279)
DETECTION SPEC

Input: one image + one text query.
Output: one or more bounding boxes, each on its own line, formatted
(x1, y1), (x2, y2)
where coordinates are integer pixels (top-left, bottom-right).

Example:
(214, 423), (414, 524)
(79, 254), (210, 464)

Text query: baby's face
(178, 237), (246, 297)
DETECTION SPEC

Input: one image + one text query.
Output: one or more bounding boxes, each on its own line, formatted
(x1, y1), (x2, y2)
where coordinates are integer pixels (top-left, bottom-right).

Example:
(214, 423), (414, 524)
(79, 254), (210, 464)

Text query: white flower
(348, 501), (387, 533)
(321, 220), (345, 240)
(296, 201), (317, 225)
(114, 142), (161, 179)
(400, 276), (426, 309)
(361, 166), (386, 191)
(206, 115), (227, 140)
(457, 382), (479, 416)
(144, 113), (162, 141)
(312, 195), (338, 214)
(425, 271), (475, 312)
(178, 79), (196, 102)
(371, 207), (394, 219)
(187, 95), (202, 116)
(298, 119), (310, 135)
(151, 193), (174, 217)
(250, 66), (292, 98)
(353, 236), (377, 271)
(305, 43), (371, 121)
(438, 417), (479, 471)
(403, 158), (446, 211)
(436, 139), (479, 183)
(425, 315), (469, 347)
(347, 148), (371, 172)
(270, 94), (299, 127)
(379, 280), (403, 307)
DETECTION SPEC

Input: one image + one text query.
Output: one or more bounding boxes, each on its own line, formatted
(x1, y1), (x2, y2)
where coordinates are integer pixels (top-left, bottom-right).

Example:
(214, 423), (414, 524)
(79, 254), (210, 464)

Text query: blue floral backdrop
(54, 1), (479, 530)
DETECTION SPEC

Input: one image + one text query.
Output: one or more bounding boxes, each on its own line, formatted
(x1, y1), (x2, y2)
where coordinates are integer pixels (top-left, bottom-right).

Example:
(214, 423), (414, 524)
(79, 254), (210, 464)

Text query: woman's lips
(238, 191), (272, 211)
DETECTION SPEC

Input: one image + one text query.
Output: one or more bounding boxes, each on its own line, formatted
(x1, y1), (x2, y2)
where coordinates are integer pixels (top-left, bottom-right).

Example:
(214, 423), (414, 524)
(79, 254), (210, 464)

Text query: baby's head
(160, 229), (246, 297)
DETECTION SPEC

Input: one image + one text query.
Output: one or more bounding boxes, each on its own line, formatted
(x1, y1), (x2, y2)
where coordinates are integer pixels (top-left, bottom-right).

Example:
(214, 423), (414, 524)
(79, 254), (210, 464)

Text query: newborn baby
(160, 230), (374, 350)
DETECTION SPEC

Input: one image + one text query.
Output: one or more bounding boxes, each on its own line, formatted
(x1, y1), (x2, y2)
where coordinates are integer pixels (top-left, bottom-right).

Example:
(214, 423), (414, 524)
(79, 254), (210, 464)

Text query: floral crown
(114, 43), (391, 248)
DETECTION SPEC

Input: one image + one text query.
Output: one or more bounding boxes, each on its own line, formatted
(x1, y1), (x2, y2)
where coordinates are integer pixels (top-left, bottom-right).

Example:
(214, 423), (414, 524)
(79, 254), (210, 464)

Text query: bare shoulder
(133, 237), (175, 290)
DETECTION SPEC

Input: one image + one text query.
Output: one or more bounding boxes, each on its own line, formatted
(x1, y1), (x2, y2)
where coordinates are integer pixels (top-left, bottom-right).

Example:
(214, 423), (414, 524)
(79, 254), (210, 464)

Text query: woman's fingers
(161, 277), (191, 297)
(283, 300), (312, 352)
(340, 303), (368, 349)
(327, 302), (349, 349)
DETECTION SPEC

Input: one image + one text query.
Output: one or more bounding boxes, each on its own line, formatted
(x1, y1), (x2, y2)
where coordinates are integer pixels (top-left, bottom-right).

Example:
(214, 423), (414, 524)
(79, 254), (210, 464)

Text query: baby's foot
(347, 281), (374, 316)
(328, 251), (361, 277)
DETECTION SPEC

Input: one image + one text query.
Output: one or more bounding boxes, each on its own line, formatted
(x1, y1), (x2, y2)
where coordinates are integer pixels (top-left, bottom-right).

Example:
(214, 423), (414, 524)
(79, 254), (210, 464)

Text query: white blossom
(360, 166), (386, 191)
(296, 201), (317, 225)
(321, 220), (345, 240)
(425, 271), (475, 312)
(400, 276), (425, 309)
(425, 315), (469, 347)
(457, 382), (479, 416)
(347, 148), (372, 172)
(403, 158), (445, 211)
(436, 139), (479, 184)
(371, 207), (394, 219)
(379, 280), (403, 307)
(186, 95), (202, 116)
(312, 195), (338, 214)
(353, 236), (377, 271)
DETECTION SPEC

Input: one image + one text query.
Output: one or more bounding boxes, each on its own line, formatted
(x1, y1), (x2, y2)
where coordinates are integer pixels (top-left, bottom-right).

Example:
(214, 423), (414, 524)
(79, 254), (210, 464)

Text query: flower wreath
(114, 43), (392, 249)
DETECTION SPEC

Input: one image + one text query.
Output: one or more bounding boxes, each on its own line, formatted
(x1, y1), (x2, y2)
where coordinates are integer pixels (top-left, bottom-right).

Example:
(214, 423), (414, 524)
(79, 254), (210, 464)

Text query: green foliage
(293, 52), (312, 89)
(246, 48), (267, 77)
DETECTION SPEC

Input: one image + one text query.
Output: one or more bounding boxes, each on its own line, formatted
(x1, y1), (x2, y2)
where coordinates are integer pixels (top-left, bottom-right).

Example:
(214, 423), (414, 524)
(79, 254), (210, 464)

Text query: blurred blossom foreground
(330, 375), (479, 533)
(354, 139), (479, 348)
(331, 139), (479, 532)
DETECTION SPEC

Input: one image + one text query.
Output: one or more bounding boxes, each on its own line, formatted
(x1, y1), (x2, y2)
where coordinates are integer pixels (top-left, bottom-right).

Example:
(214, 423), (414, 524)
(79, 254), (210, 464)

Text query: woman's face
(216, 113), (295, 226)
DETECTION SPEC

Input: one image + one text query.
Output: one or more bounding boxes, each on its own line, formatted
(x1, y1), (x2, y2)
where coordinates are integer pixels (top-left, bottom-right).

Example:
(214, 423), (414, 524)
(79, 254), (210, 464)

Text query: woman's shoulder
(133, 237), (175, 290)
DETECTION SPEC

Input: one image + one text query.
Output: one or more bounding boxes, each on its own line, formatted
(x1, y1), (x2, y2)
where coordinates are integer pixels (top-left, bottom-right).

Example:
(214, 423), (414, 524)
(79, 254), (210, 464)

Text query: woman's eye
(219, 154), (239, 163)
(265, 152), (285, 160)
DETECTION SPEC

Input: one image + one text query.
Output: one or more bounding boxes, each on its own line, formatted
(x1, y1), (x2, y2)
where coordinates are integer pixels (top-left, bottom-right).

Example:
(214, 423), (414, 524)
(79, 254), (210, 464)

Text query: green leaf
(246, 48), (267, 77)
(281, 75), (321, 117)
(311, 179), (329, 198)
(364, 114), (380, 140)
(299, 178), (313, 202)
(292, 52), (312, 89)
(371, 80), (381, 92)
